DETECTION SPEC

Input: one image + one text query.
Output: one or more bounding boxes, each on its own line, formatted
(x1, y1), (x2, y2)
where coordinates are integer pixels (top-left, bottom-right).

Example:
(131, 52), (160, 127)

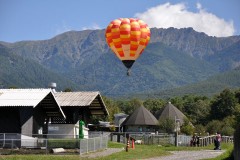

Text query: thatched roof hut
(155, 102), (187, 125)
(122, 106), (158, 132)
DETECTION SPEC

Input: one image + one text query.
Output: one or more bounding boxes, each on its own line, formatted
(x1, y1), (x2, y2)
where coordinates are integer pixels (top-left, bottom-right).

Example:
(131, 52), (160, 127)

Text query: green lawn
(99, 142), (234, 160)
(0, 142), (233, 160)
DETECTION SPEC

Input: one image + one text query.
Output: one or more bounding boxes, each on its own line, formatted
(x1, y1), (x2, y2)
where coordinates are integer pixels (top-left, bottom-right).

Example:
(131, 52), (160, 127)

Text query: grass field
(0, 142), (233, 160)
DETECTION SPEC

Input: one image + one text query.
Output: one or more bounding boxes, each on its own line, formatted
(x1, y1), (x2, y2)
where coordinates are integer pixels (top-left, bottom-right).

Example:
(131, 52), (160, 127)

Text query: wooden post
(126, 139), (130, 152)
(126, 134), (129, 152)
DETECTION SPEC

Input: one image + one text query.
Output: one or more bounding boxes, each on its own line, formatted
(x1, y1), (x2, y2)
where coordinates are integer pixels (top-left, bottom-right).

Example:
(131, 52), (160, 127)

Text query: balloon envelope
(105, 18), (150, 70)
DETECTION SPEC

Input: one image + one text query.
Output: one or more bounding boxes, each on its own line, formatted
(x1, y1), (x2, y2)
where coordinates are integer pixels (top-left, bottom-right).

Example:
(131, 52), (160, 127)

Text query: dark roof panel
(155, 102), (187, 125)
(123, 106), (158, 126)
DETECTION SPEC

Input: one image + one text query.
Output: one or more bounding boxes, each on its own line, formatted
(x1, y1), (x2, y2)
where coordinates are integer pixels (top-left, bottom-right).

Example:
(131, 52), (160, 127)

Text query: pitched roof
(0, 89), (109, 116)
(55, 91), (100, 106)
(122, 106), (158, 126)
(155, 102), (187, 125)
(0, 89), (53, 107)
(54, 91), (109, 115)
(0, 89), (65, 118)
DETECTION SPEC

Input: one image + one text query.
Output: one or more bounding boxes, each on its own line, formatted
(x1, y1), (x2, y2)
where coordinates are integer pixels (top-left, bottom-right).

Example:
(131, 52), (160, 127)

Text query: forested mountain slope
(0, 28), (239, 97)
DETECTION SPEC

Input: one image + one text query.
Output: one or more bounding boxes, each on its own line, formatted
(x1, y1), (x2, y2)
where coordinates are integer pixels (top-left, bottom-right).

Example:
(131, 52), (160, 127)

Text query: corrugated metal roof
(0, 89), (52, 107)
(54, 91), (100, 106)
(0, 89), (109, 116)
(54, 91), (109, 115)
(0, 88), (66, 118)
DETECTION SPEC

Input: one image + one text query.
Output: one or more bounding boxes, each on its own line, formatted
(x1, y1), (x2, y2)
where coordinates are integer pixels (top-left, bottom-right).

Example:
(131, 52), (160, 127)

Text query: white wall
(48, 122), (89, 139)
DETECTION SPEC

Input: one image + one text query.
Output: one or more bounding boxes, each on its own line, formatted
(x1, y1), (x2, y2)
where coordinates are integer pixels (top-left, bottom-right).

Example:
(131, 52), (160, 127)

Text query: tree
(205, 120), (223, 134)
(188, 99), (211, 125)
(63, 88), (72, 92)
(159, 118), (175, 133)
(194, 124), (206, 136)
(235, 103), (240, 124)
(9, 86), (18, 89)
(117, 98), (143, 115)
(102, 97), (121, 123)
(221, 116), (236, 136)
(180, 118), (194, 135)
(143, 99), (165, 114)
(235, 89), (240, 103)
(210, 89), (238, 120)
(169, 96), (184, 111)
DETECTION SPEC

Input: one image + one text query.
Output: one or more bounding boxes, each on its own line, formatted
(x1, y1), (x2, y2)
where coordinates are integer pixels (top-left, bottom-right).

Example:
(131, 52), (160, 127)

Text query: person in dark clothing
(191, 135), (197, 147)
(214, 132), (221, 150)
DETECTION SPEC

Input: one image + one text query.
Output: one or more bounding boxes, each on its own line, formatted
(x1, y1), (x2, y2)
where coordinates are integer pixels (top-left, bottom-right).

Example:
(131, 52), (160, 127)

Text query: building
(0, 89), (108, 139)
(122, 106), (158, 132)
(114, 113), (128, 132)
(48, 91), (109, 138)
(0, 89), (65, 137)
(155, 102), (188, 126)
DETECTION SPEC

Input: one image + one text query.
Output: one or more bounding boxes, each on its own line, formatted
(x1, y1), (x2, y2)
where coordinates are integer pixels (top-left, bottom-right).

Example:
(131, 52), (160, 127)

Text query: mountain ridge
(0, 27), (239, 97)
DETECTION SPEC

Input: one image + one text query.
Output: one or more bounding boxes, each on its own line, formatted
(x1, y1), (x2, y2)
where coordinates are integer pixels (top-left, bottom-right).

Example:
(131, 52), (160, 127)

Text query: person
(214, 132), (221, 150)
(191, 135), (197, 147)
(196, 135), (200, 147)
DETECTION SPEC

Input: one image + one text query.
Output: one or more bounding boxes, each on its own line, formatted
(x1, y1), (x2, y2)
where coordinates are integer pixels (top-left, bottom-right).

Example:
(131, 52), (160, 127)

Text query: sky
(0, 0), (239, 42)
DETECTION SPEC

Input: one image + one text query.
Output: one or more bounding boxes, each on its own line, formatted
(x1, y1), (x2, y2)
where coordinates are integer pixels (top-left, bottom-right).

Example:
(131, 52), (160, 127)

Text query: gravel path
(80, 148), (225, 159)
(145, 150), (225, 160)
(80, 148), (124, 158)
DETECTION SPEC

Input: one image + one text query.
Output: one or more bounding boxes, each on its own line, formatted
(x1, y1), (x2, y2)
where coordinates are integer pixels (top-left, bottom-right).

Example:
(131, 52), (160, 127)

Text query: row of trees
(102, 88), (240, 136)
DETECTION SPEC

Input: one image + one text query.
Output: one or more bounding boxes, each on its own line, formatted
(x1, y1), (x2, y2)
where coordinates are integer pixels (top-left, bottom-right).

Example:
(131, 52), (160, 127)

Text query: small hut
(114, 113), (128, 132)
(122, 106), (158, 132)
(155, 102), (188, 125)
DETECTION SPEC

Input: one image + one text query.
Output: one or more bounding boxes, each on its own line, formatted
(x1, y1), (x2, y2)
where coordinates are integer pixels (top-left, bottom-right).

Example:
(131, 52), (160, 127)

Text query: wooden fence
(198, 135), (233, 147)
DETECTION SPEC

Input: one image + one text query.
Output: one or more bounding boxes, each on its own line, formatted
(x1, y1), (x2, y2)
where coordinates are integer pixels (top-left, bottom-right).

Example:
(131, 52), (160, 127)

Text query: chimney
(49, 82), (57, 93)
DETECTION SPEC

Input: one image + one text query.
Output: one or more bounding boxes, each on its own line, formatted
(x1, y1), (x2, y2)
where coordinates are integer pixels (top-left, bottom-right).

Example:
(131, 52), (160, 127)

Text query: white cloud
(196, 2), (202, 10)
(81, 23), (101, 30)
(135, 2), (235, 37)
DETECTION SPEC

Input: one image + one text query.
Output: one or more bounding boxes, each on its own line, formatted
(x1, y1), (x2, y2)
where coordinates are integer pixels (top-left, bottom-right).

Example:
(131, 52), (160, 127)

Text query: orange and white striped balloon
(105, 18), (150, 70)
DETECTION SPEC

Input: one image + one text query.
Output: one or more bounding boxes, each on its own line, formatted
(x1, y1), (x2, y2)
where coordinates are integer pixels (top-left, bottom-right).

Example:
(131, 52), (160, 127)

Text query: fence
(109, 132), (234, 147)
(198, 135), (233, 147)
(109, 132), (191, 146)
(79, 136), (108, 154)
(0, 133), (108, 155)
(0, 132), (234, 155)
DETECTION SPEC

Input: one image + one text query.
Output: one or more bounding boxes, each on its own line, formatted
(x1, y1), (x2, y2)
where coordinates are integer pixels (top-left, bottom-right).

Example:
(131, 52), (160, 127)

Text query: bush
(180, 118), (194, 135)
(221, 126), (235, 136)
(194, 124), (206, 136)
(206, 120), (223, 134)
(159, 118), (175, 133)
(47, 139), (79, 149)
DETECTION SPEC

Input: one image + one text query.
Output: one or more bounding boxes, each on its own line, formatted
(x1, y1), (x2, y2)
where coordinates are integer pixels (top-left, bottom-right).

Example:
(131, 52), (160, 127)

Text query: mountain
(0, 28), (240, 97)
(151, 68), (240, 98)
(206, 40), (240, 71)
(0, 44), (80, 90)
(150, 27), (240, 59)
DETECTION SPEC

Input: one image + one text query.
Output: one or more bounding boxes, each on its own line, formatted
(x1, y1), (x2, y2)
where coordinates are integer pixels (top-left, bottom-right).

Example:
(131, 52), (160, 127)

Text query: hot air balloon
(105, 18), (150, 76)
